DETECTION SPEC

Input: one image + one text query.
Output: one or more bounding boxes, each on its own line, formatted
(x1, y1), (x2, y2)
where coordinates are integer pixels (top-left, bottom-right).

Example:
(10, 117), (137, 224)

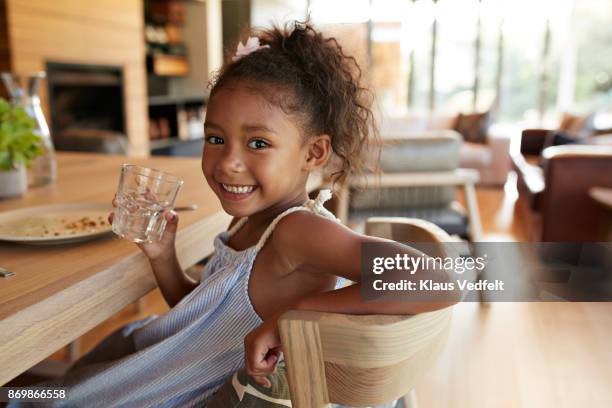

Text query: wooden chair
(278, 218), (455, 408)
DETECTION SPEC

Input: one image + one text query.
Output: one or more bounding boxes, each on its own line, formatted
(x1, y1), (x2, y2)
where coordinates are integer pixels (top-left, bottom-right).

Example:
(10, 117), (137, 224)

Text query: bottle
(187, 110), (203, 140)
(1, 72), (57, 186)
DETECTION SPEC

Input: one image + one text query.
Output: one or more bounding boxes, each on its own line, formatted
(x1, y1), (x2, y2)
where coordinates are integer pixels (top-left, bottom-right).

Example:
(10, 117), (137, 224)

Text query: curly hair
(208, 20), (380, 188)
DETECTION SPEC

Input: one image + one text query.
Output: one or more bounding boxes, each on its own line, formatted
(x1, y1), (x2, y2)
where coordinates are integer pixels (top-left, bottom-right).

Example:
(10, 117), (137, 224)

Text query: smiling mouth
(217, 182), (259, 202)
(220, 183), (257, 194)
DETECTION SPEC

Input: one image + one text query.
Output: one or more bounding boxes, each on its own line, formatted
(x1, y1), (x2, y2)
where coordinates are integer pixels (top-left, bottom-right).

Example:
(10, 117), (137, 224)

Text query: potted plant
(0, 97), (43, 198)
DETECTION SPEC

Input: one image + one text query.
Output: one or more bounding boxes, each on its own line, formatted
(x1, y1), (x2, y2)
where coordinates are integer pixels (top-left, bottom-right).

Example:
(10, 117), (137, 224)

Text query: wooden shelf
(148, 95), (206, 106)
(149, 54), (189, 76)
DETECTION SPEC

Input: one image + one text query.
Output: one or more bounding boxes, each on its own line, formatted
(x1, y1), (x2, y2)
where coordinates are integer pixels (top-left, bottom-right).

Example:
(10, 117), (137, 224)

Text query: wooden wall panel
(0, 0), (13, 99)
(5, 0), (149, 157)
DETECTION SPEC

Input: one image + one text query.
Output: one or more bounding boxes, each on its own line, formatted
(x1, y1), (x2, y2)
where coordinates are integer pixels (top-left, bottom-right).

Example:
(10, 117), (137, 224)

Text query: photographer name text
(372, 279), (504, 291)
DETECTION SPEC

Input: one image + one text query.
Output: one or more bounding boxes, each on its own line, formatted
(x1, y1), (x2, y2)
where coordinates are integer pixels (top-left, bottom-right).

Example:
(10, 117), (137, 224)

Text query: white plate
(0, 202), (113, 245)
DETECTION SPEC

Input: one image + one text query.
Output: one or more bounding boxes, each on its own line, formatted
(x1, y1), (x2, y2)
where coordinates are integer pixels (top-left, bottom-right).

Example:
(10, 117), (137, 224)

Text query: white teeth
(222, 183), (255, 194)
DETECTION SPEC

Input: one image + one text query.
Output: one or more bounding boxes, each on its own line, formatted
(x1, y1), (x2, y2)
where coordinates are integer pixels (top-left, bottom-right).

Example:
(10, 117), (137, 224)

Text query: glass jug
(1, 71), (57, 187)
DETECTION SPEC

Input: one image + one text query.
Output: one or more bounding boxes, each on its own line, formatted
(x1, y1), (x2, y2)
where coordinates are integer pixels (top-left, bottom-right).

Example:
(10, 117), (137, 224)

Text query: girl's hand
(108, 195), (179, 261)
(244, 318), (283, 388)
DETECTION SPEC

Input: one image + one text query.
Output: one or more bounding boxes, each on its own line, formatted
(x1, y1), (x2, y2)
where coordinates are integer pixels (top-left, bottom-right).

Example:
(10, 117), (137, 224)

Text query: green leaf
(0, 97), (44, 169)
(0, 150), (11, 170)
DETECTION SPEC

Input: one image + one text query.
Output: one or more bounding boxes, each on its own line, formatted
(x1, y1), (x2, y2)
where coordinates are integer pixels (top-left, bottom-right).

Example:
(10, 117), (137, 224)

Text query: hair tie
(232, 37), (270, 62)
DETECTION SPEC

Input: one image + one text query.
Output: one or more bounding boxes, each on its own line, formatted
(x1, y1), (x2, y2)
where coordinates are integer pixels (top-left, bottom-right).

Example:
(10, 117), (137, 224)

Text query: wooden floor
(21, 176), (612, 406)
(418, 175), (612, 407)
(416, 302), (612, 407)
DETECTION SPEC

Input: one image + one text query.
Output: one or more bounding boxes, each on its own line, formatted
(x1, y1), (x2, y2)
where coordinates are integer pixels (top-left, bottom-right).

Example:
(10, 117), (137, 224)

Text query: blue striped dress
(10, 190), (340, 408)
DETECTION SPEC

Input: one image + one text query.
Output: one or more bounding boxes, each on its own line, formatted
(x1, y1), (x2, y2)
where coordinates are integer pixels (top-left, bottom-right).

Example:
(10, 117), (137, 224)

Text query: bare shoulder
(269, 211), (394, 280)
(270, 211), (379, 272)
(273, 211), (354, 244)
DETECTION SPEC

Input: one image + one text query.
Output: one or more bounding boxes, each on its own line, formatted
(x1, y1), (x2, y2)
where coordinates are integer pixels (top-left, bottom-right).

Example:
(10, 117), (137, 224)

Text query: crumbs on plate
(0, 213), (110, 238)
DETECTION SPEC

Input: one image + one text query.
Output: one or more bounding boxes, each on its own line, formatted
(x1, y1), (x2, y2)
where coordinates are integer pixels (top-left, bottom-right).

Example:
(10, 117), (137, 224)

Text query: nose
(219, 146), (246, 174)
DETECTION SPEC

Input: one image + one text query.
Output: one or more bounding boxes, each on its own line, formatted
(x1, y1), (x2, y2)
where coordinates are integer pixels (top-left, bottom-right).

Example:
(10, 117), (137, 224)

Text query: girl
(12, 20), (455, 408)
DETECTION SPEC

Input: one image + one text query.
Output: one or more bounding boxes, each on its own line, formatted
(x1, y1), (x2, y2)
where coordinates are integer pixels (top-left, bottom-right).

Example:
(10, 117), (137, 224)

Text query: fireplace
(46, 62), (127, 153)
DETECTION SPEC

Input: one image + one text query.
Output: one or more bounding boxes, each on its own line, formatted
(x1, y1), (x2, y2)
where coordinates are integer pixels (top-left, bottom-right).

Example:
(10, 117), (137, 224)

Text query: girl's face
(202, 84), (313, 219)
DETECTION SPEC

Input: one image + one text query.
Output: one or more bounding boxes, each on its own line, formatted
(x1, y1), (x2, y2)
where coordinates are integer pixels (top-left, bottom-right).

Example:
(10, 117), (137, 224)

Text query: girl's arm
(148, 249), (197, 308)
(273, 211), (459, 314)
(149, 216), (244, 307)
(245, 212), (458, 387)
(137, 211), (198, 307)
(110, 198), (199, 307)
(151, 216), (242, 307)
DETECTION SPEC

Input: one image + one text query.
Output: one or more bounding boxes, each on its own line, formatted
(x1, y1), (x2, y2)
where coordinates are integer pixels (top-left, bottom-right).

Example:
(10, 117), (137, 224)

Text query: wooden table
(0, 152), (231, 385)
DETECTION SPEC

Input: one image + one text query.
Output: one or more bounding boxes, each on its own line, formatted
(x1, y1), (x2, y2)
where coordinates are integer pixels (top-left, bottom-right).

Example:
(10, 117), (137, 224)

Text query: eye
(205, 135), (224, 145)
(247, 139), (269, 150)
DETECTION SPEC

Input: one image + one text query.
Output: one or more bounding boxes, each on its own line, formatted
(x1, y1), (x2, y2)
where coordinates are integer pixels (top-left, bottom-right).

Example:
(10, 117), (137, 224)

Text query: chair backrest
(541, 146), (612, 241)
(278, 218), (454, 408)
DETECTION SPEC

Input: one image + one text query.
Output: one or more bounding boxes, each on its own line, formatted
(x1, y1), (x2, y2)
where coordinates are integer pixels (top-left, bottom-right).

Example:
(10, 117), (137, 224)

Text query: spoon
(0, 267), (15, 278)
(174, 204), (198, 212)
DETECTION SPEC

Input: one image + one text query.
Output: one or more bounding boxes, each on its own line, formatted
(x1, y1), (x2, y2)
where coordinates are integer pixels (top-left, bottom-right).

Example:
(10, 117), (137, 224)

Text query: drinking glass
(112, 164), (183, 243)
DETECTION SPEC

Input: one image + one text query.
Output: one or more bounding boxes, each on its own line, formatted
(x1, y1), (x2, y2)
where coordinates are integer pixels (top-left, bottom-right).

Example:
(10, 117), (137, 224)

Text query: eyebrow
(204, 121), (276, 134)
(242, 124), (277, 134)
(204, 121), (223, 130)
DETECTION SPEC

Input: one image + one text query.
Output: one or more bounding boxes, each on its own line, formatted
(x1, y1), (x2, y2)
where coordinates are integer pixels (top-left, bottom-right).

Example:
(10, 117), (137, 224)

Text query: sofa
(378, 114), (512, 186)
(512, 128), (612, 241)
(344, 131), (481, 240)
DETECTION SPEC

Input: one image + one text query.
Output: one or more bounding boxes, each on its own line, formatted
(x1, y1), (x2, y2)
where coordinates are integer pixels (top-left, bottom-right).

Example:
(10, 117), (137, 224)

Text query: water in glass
(112, 164), (183, 243)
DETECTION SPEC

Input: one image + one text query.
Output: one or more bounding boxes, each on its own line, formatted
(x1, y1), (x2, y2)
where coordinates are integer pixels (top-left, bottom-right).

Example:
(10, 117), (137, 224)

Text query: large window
(434, 0), (479, 114)
(572, 0), (612, 113)
(369, 0), (413, 115)
(251, 0), (612, 124)
(309, 0), (371, 83)
(498, 0), (547, 122)
(477, 0), (503, 114)
(250, 0), (307, 27)
(403, 0), (435, 114)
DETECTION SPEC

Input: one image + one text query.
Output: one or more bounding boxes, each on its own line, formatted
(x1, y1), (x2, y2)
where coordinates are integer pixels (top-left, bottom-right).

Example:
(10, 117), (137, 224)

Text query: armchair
(539, 146), (612, 241)
(337, 132), (483, 241)
(513, 141), (612, 241)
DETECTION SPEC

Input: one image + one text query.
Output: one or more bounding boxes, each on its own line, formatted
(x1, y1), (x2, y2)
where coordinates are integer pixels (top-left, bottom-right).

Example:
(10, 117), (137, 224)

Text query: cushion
(379, 130), (462, 173)
(542, 131), (582, 150)
(379, 115), (429, 135)
(459, 142), (492, 168)
(206, 362), (291, 408)
(583, 134), (612, 146)
(558, 112), (578, 130)
(453, 111), (490, 144)
(427, 115), (456, 130)
(558, 112), (594, 137)
(351, 186), (456, 210)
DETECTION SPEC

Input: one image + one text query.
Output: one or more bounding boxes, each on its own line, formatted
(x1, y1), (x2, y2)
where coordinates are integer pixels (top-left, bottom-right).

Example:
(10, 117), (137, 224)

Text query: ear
(303, 134), (332, 171)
